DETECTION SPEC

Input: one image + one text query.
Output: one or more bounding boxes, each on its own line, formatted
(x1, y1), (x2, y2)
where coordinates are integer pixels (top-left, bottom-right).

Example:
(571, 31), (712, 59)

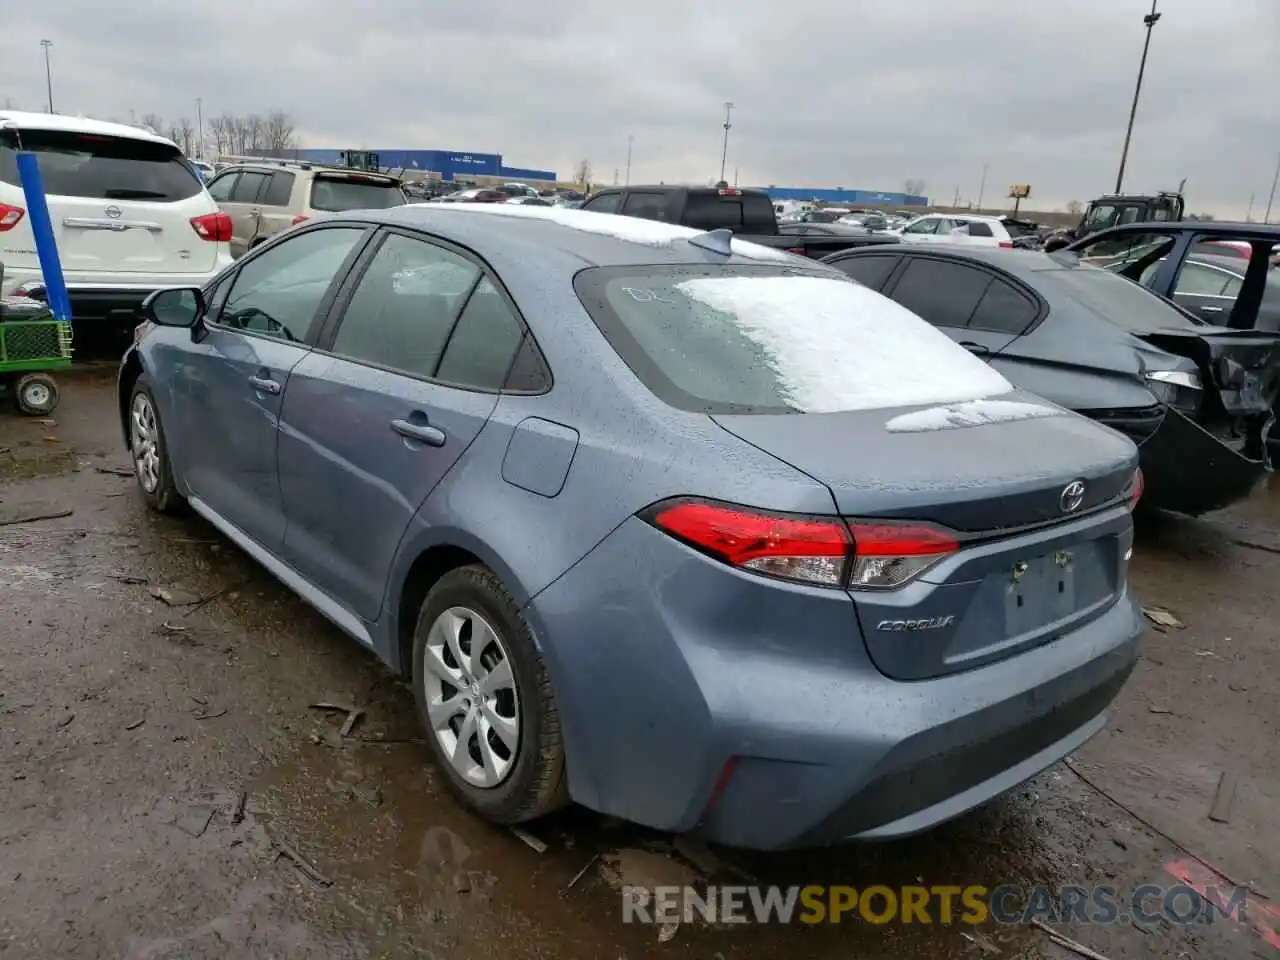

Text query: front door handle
(248, 375), (282, 395)
(1200, 305), (1224, 314)
(958, 341), (990, 356)
(391, 418), (446, 447)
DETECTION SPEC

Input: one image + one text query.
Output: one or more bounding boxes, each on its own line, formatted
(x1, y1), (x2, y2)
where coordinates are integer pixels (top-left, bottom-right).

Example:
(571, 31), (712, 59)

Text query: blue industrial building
(292, 148), (556, 183)
(757, 186), (929, 207)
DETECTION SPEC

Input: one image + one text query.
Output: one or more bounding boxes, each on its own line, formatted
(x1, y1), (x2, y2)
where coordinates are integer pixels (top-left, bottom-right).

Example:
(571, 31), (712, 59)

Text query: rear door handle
(248, 375), (281, 395)
(958, 341), (990, 356)
(391, 418), (446, 447)
(1200, 305), (1224, 313)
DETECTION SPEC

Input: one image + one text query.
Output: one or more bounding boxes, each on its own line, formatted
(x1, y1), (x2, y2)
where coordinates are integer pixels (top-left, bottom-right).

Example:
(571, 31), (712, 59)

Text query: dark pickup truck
(578, 185), (899, 259)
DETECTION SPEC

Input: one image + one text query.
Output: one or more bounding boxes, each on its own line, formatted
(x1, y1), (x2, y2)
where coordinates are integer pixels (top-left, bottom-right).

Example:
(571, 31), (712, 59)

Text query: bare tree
(903, 178), (926, 198)
(2, 96), (18, 109)
(171, 117), (196, 156)
(1066, 199), (1084, 216)
(140, 113), (165, 136)
(573, 158), (593, 186)
(209, 114), (234, 156)
(263, 111), (297, 154)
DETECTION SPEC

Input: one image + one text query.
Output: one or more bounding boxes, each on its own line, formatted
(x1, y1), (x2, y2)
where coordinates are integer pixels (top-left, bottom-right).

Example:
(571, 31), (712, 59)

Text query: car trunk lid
(712, 399), (1139, 680)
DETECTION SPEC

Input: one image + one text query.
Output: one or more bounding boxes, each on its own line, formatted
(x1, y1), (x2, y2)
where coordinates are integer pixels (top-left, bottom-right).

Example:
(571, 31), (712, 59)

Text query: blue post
(15, 152), (72, 323)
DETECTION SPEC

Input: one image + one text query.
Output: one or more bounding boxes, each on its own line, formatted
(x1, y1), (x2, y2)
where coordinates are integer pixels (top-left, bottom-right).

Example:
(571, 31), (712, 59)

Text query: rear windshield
(683, 192), (776, 232)
(308, 175), (406, 212)
(573, 266), (1011, 414)
(1038, 258), (1201, 333)
(0, 128), (202, 201)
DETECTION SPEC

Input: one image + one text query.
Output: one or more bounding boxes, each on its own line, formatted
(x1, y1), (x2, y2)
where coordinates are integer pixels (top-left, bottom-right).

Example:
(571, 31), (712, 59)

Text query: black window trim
(313, 224), (553, 396)
(822, 251), (906, 292)
(262, 170), (297, 208)
(880, 252), (1049, 335)
(200, 221), (377, 348)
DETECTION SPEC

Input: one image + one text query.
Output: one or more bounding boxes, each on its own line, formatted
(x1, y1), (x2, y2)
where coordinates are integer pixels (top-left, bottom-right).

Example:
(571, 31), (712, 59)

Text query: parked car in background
(190, 159), (215, 182)
(437, 188), (507, 204)
(893, 214), (1016, 249)
(119, 203), (1143, 850)
(207, 159), (406, 258)
(824, 244), (1280, 515)
(580, 185), (894, 259)
(0, 110), (233, 329)
(838, 212), (890, 231)
(505, 196), (552, 206)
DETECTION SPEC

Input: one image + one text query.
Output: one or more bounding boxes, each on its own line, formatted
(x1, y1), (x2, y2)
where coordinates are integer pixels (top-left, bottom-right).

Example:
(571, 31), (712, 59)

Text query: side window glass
(207, 173), (238, 203)
(1083, 204), (1117, 231)
(968, 222), (994, 238)
(220, 227), (365, 342)
(1076, 232), (1174, 275)
(827, 254), (900, 291)
(1175, 263), (1233, 297)
(582, 193), (622, 214)
(263, 171), (295, 207)
(903, 218), (938, 235)
(436, 278), (529, 390)
(620, 192), (668, 220)
(504, 334), (552, 392)
(204, 273), (233, 322)
(969, 278), (1039, 335)
(230, 171), (268, 203)
(1220, 273), (1243, 298)
(890, 259), (991, 327)
(330, 234), (481, 378)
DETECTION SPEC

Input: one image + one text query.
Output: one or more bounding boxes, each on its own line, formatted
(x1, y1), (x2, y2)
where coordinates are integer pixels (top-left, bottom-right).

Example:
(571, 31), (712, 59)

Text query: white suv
(0, 111), (233, 323)
(893, 213), (1015, 249)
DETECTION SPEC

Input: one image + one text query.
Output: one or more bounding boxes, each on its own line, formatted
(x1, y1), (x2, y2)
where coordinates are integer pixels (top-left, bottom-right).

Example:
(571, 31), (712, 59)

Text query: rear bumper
(527, 515), (1143, 851)
(1, 262), (229, 324)
(1130, 406), (1270, 515)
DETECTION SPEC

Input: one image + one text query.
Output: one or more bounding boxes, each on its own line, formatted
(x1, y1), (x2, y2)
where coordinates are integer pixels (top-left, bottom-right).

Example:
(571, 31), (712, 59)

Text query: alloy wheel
(130, 393), (161, 494)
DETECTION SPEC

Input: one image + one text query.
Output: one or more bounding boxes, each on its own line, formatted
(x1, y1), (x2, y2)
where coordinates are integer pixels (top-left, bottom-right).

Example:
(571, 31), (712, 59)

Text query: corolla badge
(104, 205), (123, 219)
(1059, 479), (1086, 513)
(876, 615), (956, 632)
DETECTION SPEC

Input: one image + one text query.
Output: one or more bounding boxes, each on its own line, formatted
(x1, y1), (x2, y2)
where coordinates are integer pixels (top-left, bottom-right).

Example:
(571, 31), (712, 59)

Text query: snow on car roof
(0, 110), (175, 147)
(433, 202), (794, 261)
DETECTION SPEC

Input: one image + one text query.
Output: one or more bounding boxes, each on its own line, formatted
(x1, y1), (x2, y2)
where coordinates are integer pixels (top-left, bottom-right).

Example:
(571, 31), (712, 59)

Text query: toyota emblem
(1059, 479), (1086, 513)
(104, 205), (123, 219)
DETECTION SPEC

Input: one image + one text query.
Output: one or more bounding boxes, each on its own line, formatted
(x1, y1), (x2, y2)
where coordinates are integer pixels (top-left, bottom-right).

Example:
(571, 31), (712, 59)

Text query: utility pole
(1265, 152), (1280, 224)
(734, 166), (739, 187)
(625, 134), (633, 186)
(1246, 192), (1255, 222)
(1115, 0), (1162, 194)
(40, 40), (54, 112)
(719, 102), (734, 184)
(196, 97), (204, 159)
(976, 164), (989, 210)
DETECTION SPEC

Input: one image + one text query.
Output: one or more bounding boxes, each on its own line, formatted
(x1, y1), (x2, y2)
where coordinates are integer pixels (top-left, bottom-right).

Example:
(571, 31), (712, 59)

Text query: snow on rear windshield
(582, 271), (1012, 414)
(885, 399), (1065, 433)
(436, 202), (793, 260)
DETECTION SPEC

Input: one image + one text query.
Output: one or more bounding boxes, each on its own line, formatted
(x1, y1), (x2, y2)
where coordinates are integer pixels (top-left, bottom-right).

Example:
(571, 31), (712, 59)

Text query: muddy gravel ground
(1, 367), (1277, 959)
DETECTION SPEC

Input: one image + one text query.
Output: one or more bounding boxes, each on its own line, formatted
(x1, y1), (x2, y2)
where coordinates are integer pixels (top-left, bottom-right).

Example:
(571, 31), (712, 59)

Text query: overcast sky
(3, 0), (1278, 216)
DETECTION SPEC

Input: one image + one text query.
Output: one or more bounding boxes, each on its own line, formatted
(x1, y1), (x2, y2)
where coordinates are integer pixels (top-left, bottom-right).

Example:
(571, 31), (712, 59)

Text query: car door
(169, 224), (370, 549)
(224, 170), (271, 257)
(275, 229), (524, 620)
(1160, 260), (1243, 324)
(882, 255), (1030, 357)
(898, 216), (942, 244)
(254, 170), (298, 244)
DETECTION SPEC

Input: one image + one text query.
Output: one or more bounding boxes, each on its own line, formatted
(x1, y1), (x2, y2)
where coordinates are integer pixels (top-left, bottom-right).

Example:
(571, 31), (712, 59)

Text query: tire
(13, 372), (58, 416)
(128, 374), (184, 514)
(412, 564), (567, 824)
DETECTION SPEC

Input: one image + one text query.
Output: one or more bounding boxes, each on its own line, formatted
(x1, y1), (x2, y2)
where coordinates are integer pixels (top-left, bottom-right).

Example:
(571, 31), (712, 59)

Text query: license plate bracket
(1005, 551), (1077, 635)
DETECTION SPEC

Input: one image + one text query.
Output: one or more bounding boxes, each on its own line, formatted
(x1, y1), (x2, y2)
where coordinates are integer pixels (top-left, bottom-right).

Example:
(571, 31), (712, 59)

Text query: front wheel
(412, 565), (568, 824)
(13, 372), (59, 416)
(128, 375), (184, 513)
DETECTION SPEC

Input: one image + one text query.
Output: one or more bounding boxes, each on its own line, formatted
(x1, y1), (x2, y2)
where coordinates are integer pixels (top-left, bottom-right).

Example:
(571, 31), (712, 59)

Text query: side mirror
(142, 287), (205, 327)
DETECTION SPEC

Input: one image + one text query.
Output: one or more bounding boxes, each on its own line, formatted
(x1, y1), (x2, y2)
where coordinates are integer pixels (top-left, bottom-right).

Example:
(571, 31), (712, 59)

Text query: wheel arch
(117, 349), (146, 448)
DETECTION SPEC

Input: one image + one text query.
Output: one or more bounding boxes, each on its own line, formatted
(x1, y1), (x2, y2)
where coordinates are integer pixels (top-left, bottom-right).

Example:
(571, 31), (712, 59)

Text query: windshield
(0, 128), (202, 201)
(309, 176), (406, 212)
(1038, 258), (1201, 333)
(573, 266), (1011, 414)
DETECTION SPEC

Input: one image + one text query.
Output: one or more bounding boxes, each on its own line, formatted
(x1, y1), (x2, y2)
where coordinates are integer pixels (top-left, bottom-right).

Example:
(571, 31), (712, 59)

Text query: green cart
(0, 297), (73, 416)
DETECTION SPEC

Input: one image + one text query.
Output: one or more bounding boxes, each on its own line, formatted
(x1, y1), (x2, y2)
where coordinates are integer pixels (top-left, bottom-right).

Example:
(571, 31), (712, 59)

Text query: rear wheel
(13, 372), (58, 416)
(412, 565), (567, 823)
(129, 375), (184, 513)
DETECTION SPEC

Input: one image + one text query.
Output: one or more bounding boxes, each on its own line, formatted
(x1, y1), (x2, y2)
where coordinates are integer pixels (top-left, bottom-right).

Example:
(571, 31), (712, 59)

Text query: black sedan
(823, 245), (1280, 515)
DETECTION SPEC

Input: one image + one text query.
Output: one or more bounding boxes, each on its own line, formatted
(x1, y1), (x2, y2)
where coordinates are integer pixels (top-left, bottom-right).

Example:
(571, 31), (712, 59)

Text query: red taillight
(291, 214), (310, 226)
(643, 498), (958, 589)
(0, 202), (25, 232)
(998, 241), (1014, 249)
(718, 188), (741, 196)
(1127, 468), (1144, 511)
(190, 211), (232, 243)
(786, 246), (806, 255)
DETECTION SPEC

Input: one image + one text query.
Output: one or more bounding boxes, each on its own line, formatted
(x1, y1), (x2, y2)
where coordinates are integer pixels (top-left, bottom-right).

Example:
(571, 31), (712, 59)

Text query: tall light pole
(1264, 151), (1280, 224)
(718, 102), (734, 185)
(196, 97), (204, 159)
(1114, 0), (1162, 194)
(625, 134), (633, 186)
(40, 40), (54, 113)
(976, 164), (989, 210)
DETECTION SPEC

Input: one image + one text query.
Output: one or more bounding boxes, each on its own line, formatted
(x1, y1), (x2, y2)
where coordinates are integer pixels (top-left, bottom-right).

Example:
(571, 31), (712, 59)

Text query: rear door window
(262, 171), (295, 207)
(435, 277), (531, 391)
(968, 278), (1040, 334)
(309, 176), (406, 212)
(683, 193), (776, 232)
(581, 193), (622, 214)
(0, 128), (203, 201)
(967, 222), (994, 238)
(902, 218), (939, 235)
(887, 258), (991, 327)
(230, 171), (269, 203)
(620, 191), (669, 221)
(826, 254), (901, 291)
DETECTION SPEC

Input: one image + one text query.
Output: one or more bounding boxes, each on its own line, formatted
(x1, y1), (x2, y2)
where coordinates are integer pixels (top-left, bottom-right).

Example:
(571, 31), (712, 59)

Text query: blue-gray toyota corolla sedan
(118, 204), (1145, 850)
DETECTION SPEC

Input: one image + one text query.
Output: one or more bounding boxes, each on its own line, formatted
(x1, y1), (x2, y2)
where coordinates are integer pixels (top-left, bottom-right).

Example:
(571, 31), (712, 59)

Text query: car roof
(371, 204), (804, 268)
(0, 110), (175, 147)
(1088, 220), (1280, 240)
(835, 242), (1069, 274)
